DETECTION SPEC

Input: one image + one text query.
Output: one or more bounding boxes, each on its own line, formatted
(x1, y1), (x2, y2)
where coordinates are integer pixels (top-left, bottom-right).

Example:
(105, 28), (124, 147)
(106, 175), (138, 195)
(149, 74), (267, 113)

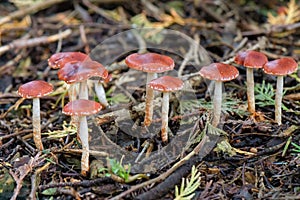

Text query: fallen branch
(0, 29), (72, 56)
(0, 0), (68, 26)
(39, 177), (113, 191)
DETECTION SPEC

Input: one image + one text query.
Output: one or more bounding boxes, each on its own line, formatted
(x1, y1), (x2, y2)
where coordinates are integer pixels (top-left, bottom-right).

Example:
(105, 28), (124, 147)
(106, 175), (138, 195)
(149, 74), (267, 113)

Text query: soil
(0, 0), (300, 199)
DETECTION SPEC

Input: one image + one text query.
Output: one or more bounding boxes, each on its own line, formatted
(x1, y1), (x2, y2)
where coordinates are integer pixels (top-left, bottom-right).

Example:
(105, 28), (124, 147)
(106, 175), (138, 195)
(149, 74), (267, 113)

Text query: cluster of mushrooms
(17, 50), (298, 175)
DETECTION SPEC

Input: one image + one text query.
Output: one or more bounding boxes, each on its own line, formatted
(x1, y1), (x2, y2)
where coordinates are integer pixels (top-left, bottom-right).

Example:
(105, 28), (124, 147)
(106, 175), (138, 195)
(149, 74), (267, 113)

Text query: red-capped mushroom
(199, 63), (239, 127)
(125, 53), (174, 126)
(148, 76), (183, 142)
(263, 57), (298, 125)
(62, 99), (102, 176)
(48, 52), (90, 102)
(234, 50), (268, 114)
(48, 52), (90, 69)
(58, 60), (108, 100)
(18, 80), (53, 151)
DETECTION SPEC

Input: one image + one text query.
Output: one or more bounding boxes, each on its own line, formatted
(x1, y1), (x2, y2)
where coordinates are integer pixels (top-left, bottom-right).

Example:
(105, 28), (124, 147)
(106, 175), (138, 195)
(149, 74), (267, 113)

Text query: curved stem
(161, 92), (169, 142)
(275, 76), (284, 125)
(144, 72), (157, 126)
(212, 81), (222, 127)
(79, 116), (89, 176)
(95, 81), (109, 107)
(32, 98), (43, 151)
(246, 68), (255, 114)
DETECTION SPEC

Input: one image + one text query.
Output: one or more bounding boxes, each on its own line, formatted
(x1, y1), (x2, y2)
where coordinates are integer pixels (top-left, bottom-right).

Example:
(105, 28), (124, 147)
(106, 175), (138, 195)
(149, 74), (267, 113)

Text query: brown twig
(30, 162), (51, 200)
(9, 153), (42, 200)
(0, 29), (72, 56)
(0, 0), (68, 26)
(53, 148), (109, 157)
(38, 177), (112, 191)
(79, 25), (90, 54)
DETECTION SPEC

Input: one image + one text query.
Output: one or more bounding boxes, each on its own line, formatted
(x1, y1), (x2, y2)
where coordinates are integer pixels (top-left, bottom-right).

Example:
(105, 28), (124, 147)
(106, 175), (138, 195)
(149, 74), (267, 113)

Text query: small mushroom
(48, 52), (90, 69)
(263, 57), (298, 125)
(48, 52), (90, 101)
(234, 50), (268, 114)
(94, 74), (112, 108)
(62, 99), (102, 176)
(57, 60), (108, 100)
(199, 63), (239, 127)
(18, 80), (53, 151)
(125, 53), (174, 126)
(148, 76), (184, 142)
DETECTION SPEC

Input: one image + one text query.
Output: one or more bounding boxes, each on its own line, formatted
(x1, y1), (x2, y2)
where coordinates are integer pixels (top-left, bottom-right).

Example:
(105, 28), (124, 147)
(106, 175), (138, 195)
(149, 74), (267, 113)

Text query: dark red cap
(148, 76), (183, 92)
(263, 57), (298, 75)
(48, 52), (90, 69)
(235, 50), (268, 68)
(125, 53), (174, 73)
(62, 99), (102, 116)
(18, 80), (53, 98)
(199, 63), (239, 81)
(57, 60), (108, 84)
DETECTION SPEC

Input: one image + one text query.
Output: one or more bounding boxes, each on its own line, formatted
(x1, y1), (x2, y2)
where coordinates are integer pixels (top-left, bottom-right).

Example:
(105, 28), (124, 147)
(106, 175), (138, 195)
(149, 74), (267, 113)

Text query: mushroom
(94, 74), (112, 108)
(57, 60), (108, 100)
(234, 50), (268, 114)
(62, 99), (102, 176)
(199, 63), (239, 127)
(148, 76), (184, 142)
(49, 52), (110, 106)
(48, 52), (90, 101)
(48, 52), (90, 69)
(263, 57), (298, 125)
(125, 53), (174, 126)
(18, 80), (53, 151)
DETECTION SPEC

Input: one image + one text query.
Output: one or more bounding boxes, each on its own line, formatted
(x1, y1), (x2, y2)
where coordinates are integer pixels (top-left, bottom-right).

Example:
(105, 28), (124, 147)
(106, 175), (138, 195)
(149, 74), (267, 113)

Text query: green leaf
(42, 188), (57, 195)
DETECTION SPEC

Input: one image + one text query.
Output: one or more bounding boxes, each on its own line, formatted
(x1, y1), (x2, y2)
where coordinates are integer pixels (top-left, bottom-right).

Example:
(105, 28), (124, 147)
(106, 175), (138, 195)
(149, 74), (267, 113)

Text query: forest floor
(0, 0), (300, 199)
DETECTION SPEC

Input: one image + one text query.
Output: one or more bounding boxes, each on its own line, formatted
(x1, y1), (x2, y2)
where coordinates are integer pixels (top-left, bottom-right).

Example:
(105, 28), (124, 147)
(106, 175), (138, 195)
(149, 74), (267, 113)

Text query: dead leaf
(284, 93), (300, 100)
(267, 0), (300, 25)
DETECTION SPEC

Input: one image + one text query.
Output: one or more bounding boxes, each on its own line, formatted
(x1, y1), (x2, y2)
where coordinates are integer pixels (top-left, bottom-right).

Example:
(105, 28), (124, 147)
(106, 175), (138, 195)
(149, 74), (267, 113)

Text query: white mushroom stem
(275, 75), (284, 125)
(212, 81), (222, 127)
(246, 68), (256, 114)
(144, 72), (158, 126)
(161, 92), (169, 142)
(68, 83), (78, 101)
(79, 115), (89, 176)
(32, 98), (43, 151)
(79, 81), (88, 100)
(95, 81), (109, 107)
(69, 83), (80, 128)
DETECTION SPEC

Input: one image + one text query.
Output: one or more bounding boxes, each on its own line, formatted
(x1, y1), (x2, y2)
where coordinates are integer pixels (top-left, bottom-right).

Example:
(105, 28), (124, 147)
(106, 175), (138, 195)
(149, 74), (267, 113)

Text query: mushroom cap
(263, 57), (298, 75)
(148, 76), (184, 92)
(125, 53), (174, 73)
(57, 60), (108, 84)
(48, 52), (90, 69)
(234, 50), (268, 68)
(199, 63), (239, 81)
(62, 99), (102, 116)
(18, 80), (53, 98)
